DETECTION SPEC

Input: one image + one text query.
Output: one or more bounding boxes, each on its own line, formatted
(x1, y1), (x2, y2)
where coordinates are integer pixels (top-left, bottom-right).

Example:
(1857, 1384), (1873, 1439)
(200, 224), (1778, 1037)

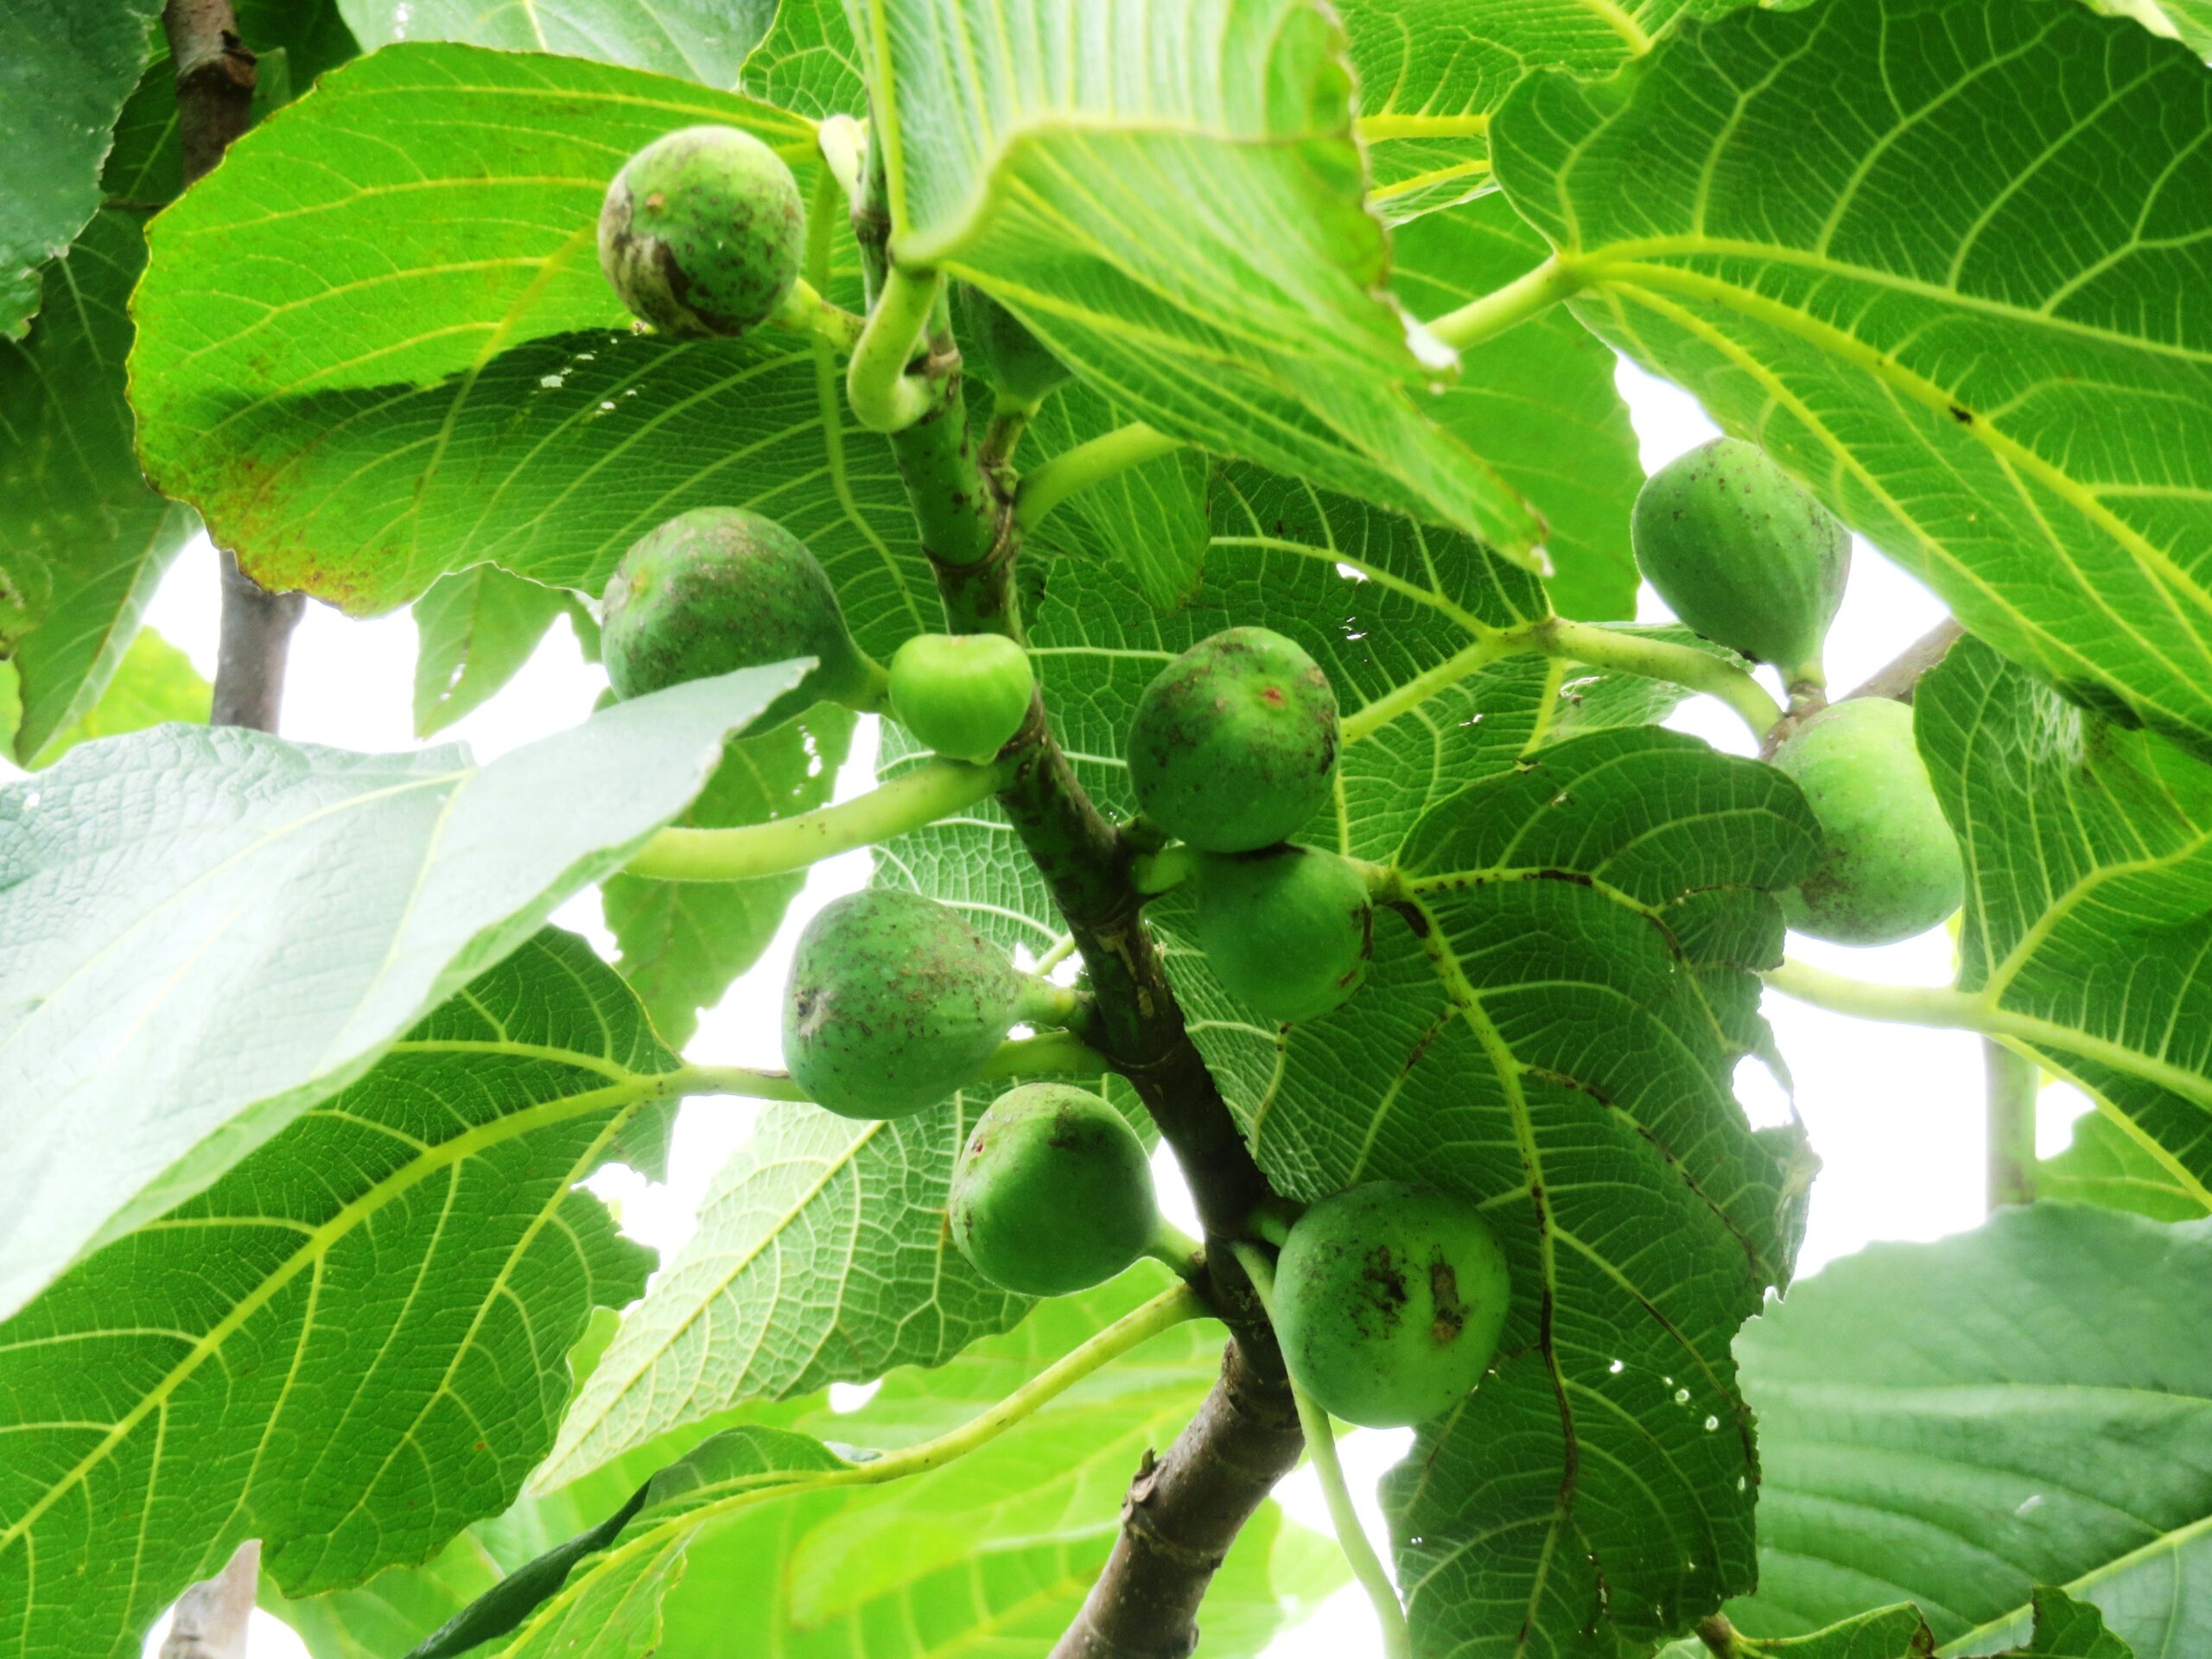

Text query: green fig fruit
(1190, 846), (1372, 1023)
(1770, 696), (1964, 945)
(949, 1083), (1159, 1296)
(888, 632), (1036, 765)
(601, 507), (881, 732)
(1127, 627), (1338, 854)
(1273, 1182), (1510, 1429)
(1631, 436), (1850, 686)
(952, 283), (1070, 408)
(783, 889), (1072, 1119)
(599, 124), (804, 339)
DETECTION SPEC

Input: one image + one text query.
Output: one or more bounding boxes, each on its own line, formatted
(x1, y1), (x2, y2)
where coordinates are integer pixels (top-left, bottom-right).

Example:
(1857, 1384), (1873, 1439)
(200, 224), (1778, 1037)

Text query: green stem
(1536, 618), (1783, 738)
(1033, 932), (1078, 975)
(1761, 957), (1986, 1028)
(770, 276), (865, 354)
(1232, 1243), (1410, 1659)
(676, 1029), (1111, 1106)
(1985, 1037), (2039, 1211)
(624, 757), (1009, 883)
(1132, 842), (1199, 896)
(847, 263), (944, 432)
(1343, 633), (1522, 744)
(1427, 255), (1584, 353)
(1147, 1220), (1207, 1281)
(1014, 421), (1184, 531)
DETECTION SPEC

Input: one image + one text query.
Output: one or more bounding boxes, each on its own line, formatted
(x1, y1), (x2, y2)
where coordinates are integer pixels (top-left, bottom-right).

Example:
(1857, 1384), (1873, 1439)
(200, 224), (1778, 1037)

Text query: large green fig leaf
(128, 47), (900, 619)
(410, 566), (577, 737)
(1668, 1587), (2135, 1659)
(2039, 1110), (2209, 1222)
(603, 704), (857, 1047)
(1714, 1205), (2212, 1656)
(1, 624), (210, 770)
(1914, 638), (2212, 1211)
(0, 0), (162, 337)
(854, 0), (1543, 562)
(741, 0), (867, 118)
(0, 931), (673, 1659)
(337, 0), (774, 83)
(1344, 0), (1721, 225)
(0, 662), (804, 1320)
(1491, 0), (2212, 759)
(390, 1273), (1334, 1659)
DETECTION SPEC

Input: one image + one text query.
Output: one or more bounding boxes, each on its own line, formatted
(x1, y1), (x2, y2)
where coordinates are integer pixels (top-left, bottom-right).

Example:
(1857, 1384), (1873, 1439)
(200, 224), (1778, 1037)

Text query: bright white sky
(112, 358), (2083, 1656)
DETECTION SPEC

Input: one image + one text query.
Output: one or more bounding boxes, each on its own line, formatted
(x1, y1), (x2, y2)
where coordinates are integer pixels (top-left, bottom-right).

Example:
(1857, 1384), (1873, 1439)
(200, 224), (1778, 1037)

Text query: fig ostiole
(1631, 435), (1850, 689)
(948, 1083), (1164, 1297)
(782, 889), (1083, 1120)
(1189, 845), (1374, 1024)
(599, 124), (805, 340)
(1270, 1181), (1511, 1430)
(888, 632), (1037, 765)
(601, 506), (887, 733)
(1770, 696), (1964, 945)
(1127, 627), (1339, 854)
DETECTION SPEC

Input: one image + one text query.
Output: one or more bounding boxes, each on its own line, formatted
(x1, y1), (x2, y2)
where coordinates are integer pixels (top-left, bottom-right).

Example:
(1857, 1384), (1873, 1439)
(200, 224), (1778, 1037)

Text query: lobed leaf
(854, 0), (1543, 558)
(0, 931), (673, 1659)
(1916, 637), (2212, 1210)
(1492, 0), (2212, 757)
(0, 662), (804, 1319)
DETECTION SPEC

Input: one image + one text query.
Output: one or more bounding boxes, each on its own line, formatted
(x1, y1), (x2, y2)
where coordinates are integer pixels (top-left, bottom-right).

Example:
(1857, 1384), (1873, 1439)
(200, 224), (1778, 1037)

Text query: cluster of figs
(582, 123), (1963, 1432)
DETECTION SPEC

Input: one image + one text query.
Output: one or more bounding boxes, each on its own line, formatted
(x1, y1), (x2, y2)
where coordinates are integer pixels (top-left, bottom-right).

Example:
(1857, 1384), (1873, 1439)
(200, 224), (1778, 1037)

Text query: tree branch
(165, 2), (305, 734)
(1843, 617), (1963, 703)
(856, 138), (1300, 1653)
(159, 1539), (258, 1659)
(1985, 1037), (2039, 1211)
(1050, 1338), (1305, 1659)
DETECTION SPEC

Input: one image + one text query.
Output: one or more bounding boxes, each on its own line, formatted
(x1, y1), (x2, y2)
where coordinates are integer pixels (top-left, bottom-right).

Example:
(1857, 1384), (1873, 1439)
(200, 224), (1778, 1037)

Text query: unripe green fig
(783, 889), (1072, 1119)
(1770, 696), (1964, 945)
(1631, 436), (1850, 686)
(1274, 1182), (1510, 1429)
(888, 632), (1036, 765)
(949, 1083), (1159, 1296)
(601, 507), (881, 732)
(1127, 628), (1338, 854)
(1190, 846), (1372, 1023)
(599, 125), (804, 339)
(953, 283), (1070, 407)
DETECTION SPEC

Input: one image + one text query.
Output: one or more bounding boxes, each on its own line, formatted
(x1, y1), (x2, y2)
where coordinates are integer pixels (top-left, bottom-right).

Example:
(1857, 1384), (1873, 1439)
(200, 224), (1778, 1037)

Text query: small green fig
(888, 632), (1036, 765)
(1631, 436), (1850, 686)
(1190, 846), (1372, 1023)
(783, 889), (1071, 1119)
(601, 507), (881, 732)
(953, 283), (1070, 407)
(599, 125), (804, 339)
(1127, 627), (1338, 854)
(1770, 696), (1964, 945)
(949, 1083), (1159, 1296)
(1273, 1182), (1510, 1429)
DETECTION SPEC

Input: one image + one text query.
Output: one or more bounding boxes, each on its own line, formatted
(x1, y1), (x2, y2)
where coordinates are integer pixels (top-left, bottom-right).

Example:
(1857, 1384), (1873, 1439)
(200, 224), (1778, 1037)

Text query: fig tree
(1631, 436), (1850, 686)
(601, 506), (883, 732)
(599, 124), (804, 339)
(783, 889), (1074, 1119)
(953, 283), (1070, 408)
(1127, 627), (1338, 853)
(1273, 1181), (1510, 1429)
(949, 1083), (1159, 1296)
(888, 632), (1036, 764)
(1770, 696), (1964, 945)
(1190, 846), (1372, 1023)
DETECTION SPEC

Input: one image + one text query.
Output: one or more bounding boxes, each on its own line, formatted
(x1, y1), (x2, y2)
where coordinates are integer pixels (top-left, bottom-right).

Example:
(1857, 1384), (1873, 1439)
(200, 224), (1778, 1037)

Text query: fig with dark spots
(601, 506), (883, 732)
(1273, 1181), (1510, 1428)
(949, 1083), (1158, 1295)
(953, 283), (1070, 408)
(1126, 627), (1338, 853)
(888, 632), (1035, 765)
(599, 124), (804, 339)
(782, 889), (1077, 1119)
(1770, 696), (1964, 945)
(1189, 845), (1372, 1023)
(1631, 436), (1849, 687)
